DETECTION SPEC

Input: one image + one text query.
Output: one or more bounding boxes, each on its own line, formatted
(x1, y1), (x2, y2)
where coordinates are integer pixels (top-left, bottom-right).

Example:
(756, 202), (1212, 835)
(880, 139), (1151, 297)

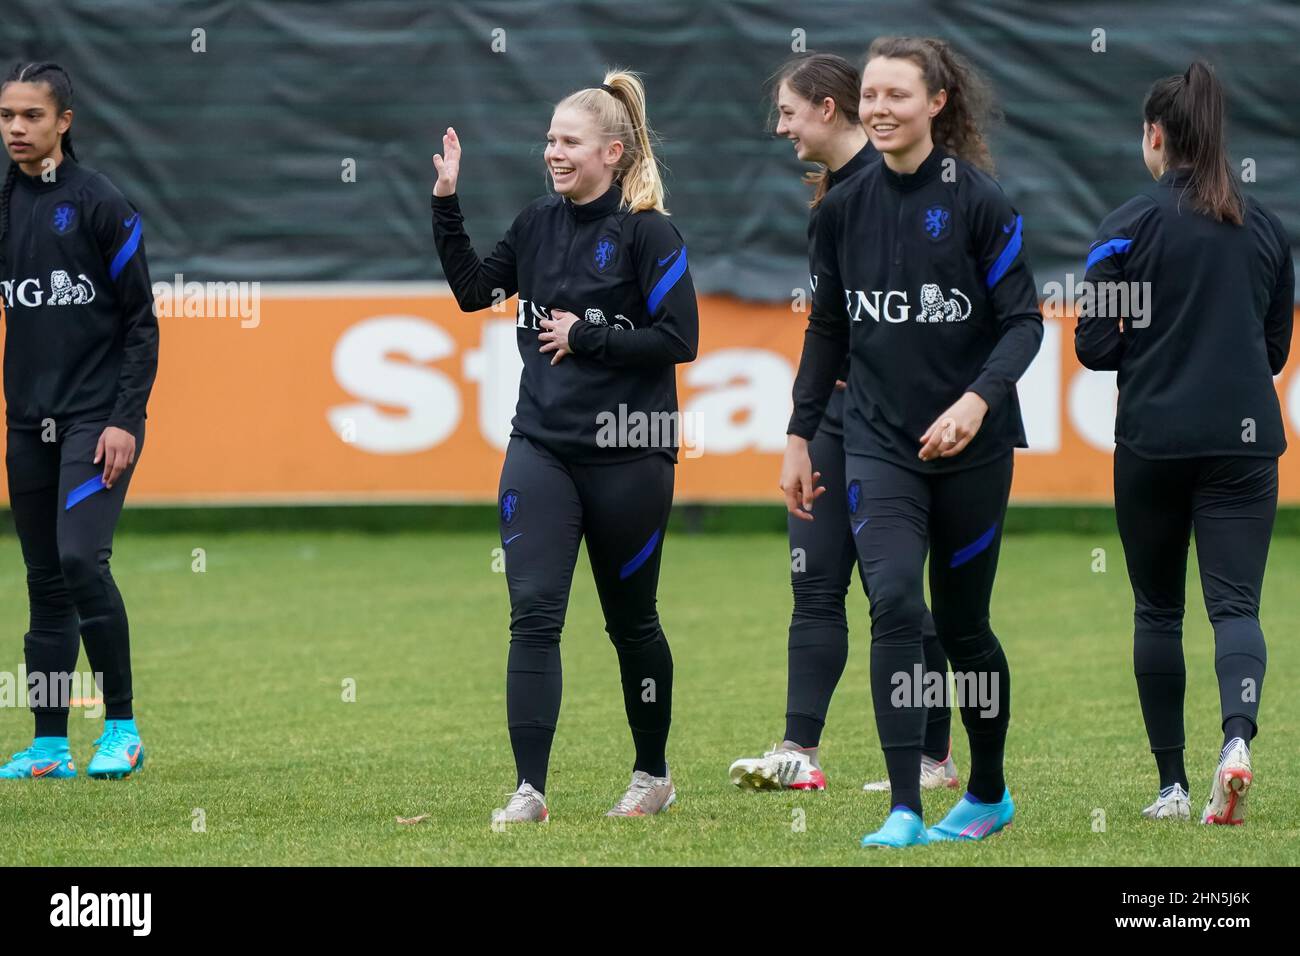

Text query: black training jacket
(432, 182), (698, 463)
(789, 146), (1044, 472)
(1075, 167), (1294, 459)
(806, 142), (878, 439)
(0, 156), (158, 438)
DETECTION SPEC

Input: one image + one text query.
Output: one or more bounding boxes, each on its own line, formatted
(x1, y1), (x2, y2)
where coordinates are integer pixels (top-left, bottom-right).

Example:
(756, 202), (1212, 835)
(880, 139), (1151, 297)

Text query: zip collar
(564, 181), (622, 222)
(11, 155), (78, 193)
(881, 144), (946, 193)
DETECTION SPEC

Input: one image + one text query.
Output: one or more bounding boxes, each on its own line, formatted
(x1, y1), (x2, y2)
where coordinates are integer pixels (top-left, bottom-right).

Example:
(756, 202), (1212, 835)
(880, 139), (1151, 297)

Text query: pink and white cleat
(729, 743), (826, 791)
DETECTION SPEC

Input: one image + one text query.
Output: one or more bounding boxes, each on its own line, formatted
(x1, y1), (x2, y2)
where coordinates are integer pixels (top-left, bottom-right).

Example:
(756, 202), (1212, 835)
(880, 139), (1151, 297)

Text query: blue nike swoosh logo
(124, 213), (139, 228)
(657, 249), (680, 267)
(852, 519), (869, 536)
(503, 533), (523, 546)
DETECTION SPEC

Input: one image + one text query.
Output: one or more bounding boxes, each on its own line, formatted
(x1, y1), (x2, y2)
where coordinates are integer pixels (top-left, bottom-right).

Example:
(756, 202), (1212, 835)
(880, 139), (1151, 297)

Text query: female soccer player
(432, 70), (698, 823)
(729, 53), (958, 794)
(0, 62), (158, 780)
(1076, 62), (1293, 825)
(783, 37), (1043, 847)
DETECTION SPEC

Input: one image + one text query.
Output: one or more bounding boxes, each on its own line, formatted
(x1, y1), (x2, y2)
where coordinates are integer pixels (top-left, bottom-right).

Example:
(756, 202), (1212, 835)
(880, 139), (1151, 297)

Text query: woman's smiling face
(545, 106), (622, 204)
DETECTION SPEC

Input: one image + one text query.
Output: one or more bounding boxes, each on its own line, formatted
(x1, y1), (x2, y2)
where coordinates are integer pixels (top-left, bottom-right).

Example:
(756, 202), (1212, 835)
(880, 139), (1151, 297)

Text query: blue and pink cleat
(860, 807), (930, 847)
(926, 789), (1015, 841)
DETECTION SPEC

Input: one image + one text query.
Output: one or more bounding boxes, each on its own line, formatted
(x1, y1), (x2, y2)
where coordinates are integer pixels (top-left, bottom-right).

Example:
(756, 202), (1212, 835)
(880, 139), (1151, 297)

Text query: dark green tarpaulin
(6, 0), (1296, 299)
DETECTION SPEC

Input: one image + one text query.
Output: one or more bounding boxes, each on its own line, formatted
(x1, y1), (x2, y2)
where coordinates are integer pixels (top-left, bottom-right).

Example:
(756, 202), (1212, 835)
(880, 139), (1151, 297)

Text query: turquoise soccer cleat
(860, 807), (930, 847)
(87, 719), (145, 780)
(926, 789), (1015, 841)
(0, 737), (77, 779)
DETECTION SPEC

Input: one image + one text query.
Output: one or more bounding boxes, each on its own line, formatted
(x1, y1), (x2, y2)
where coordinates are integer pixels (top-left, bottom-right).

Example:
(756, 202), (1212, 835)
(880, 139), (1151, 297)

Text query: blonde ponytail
(556, 68), (666, 213)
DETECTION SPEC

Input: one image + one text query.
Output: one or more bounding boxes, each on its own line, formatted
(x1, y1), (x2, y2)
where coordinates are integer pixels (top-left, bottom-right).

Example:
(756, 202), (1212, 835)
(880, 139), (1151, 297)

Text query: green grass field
(0, 525), (1297, 866)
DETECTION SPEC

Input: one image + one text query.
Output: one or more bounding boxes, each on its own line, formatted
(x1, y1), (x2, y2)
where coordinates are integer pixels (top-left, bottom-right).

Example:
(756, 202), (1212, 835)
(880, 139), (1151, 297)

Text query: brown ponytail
(865, 36), (999, 173)
(768, 53), (862, 208)
(1143, 60), (1243, 225)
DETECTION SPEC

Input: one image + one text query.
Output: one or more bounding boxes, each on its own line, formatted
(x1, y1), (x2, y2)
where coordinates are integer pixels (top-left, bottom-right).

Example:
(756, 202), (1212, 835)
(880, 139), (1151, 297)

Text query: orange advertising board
(1, 286), (1297, 505)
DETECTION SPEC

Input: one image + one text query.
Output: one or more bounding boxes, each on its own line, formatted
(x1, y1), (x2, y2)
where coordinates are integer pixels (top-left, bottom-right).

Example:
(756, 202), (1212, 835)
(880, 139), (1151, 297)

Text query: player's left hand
(539, 310), (579, 365)
(94, 426), (137, 488)
(918, 391), (988, 461)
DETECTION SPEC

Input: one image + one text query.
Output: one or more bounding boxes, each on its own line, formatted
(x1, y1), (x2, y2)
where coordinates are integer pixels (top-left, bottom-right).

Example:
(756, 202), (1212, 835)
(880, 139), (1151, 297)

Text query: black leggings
(786, 424), (949, 755)
(498, 436), (675, 793)
(6, 420), (143, 737)
(846, 451), (1014, 809)
(1114, 444), (1276, 753)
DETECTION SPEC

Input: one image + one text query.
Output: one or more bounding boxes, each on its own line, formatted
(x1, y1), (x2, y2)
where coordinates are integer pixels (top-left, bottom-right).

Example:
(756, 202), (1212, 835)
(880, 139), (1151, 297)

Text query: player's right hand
(780, 435), (825, 521)
(432, 127), (461, 197)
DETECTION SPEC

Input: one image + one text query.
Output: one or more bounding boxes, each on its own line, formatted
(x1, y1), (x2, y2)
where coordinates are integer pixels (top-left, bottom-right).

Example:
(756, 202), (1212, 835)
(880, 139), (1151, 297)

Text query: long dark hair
(0, 62), (77, 247)
(769, 53), (862, 208)
(1143, 60), (1243, 226)
(865, 36), (998, 173)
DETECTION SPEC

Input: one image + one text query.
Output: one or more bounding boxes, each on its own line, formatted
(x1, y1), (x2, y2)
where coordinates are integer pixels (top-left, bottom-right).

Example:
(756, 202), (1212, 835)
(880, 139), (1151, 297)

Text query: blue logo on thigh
(949, 522), (998, 568)
(500, 489), (520, 526)
(65, 475), (107, 510)
(846, 479), (862, 515)
(619, 528), (662, 580)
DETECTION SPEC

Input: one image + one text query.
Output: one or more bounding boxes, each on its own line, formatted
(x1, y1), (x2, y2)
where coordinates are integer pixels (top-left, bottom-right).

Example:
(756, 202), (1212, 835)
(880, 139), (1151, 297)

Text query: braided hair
(0, 62), (77, 248)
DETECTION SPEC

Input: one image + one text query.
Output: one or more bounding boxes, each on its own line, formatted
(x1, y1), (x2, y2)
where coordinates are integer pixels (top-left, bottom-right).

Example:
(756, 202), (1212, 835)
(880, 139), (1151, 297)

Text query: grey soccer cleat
(863, 740), (961, 792)
(606, 769), (676, 817)
(492, 781), (549, 825)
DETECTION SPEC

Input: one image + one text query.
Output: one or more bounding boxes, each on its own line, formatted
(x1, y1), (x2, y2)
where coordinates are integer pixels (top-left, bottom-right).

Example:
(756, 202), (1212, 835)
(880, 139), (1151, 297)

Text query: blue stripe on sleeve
(1085, 237), (1132, 271)
(986, 216), (1023, 289)
(110, 215), (143, 281)
(646, 245), (687, 315)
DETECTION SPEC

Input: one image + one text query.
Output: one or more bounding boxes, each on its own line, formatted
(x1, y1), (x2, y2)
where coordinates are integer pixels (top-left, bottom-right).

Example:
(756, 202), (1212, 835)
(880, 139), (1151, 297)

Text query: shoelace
(94, 725), (129, 752)
(612, 777), (656, 814)
(502, 788), (540, 814)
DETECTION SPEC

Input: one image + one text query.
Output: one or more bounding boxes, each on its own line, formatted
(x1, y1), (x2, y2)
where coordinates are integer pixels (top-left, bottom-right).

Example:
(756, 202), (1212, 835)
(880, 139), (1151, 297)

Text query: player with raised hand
(728, 53), (958, 795)
(783, 37), (1043, 847)
(0, 62), (158, 780)
(1076, 61), (1292, 826)
(432, 69), (698, 823)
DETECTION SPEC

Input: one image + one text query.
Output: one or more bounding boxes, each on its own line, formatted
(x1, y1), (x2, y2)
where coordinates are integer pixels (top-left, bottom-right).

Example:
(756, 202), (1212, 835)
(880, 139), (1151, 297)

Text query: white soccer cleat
(492, 782), (549, 825)
(863, 740), (960, 792)
(606, 769), (676, 816)
(1201, 738), (1252, 826)
(1142, 784), (1191, 820)
(729, 744), (826, 791)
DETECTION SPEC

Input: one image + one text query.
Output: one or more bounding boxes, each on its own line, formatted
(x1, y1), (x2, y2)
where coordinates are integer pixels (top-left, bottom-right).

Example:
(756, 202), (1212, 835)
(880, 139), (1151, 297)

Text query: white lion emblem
(584, 308), (608, 326)
(917, 283), (970, 323)
(49, 270), (96, 305)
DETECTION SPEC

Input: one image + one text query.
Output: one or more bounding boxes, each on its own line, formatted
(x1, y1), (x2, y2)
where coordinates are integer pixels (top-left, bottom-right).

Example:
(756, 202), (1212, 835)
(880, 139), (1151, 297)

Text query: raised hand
(432, 127), (461, 197)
